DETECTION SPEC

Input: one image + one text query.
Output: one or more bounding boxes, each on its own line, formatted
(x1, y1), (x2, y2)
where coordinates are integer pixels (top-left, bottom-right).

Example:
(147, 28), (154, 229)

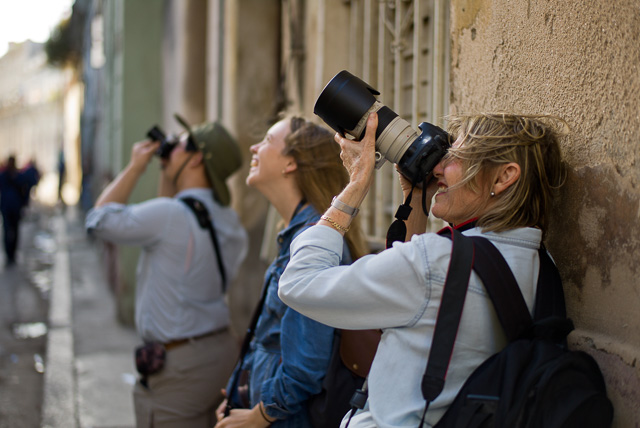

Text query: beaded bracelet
(320, 215), (350, 233)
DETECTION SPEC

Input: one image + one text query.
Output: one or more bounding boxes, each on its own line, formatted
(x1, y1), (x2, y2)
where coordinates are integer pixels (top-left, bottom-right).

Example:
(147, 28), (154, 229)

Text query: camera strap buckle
(385, 186), (415, 248)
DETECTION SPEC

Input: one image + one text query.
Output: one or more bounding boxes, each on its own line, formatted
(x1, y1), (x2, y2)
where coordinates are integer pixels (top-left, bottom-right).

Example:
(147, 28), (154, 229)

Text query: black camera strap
(385, 186), (414, 248)
(180, 196), (227, 291)
(385, 180), (430, 249)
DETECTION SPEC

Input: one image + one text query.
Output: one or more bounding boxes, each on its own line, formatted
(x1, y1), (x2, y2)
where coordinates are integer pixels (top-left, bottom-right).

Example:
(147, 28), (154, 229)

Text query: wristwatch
(331, 196), (360, 217)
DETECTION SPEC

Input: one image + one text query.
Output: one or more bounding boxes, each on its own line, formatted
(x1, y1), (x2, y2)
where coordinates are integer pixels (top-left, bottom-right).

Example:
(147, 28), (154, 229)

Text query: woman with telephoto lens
(215, 115), (369, 428)
(278, 112), (567, 427)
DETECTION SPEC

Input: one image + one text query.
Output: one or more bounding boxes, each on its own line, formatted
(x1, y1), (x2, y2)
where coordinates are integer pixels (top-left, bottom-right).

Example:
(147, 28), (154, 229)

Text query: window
(278, 0), (450, 250)
(342, 0), (450, 248)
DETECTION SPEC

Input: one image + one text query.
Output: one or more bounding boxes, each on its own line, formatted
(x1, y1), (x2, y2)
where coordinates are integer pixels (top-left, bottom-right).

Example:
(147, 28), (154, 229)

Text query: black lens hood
(314, 70), (380, 135)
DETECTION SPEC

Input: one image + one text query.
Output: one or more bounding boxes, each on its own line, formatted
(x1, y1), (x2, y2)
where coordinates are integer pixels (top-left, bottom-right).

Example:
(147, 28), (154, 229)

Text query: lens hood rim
(314, 70), (380, 135)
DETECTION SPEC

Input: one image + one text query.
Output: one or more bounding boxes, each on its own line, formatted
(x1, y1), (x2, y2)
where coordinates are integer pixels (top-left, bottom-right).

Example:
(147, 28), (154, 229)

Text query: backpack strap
(180, 197), (227, 291)
(420, 228), (474, 416)
(421, 230), (567, 425)
(471, 237), (567, 338)
(469, 237), (533, 341)
(351, 227), (474, 427)
(534, 247), (566, 320)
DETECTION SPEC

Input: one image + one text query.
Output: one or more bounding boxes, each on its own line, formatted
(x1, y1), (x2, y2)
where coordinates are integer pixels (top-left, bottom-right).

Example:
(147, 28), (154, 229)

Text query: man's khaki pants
(133, 330), (237, 427)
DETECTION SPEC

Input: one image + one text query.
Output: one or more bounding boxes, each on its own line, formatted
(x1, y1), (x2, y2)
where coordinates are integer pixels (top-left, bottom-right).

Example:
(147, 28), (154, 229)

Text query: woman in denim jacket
(216, 116), (369, 427)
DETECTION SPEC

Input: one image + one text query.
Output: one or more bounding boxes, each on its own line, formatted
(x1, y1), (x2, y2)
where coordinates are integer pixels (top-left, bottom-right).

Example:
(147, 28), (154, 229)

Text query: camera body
(314, 70), (451, 185)
(146, 125), (180, 159)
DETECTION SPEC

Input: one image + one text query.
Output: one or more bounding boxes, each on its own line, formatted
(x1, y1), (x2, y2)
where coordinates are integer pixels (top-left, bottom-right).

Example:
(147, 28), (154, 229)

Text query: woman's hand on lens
(335, 112), (377, 190)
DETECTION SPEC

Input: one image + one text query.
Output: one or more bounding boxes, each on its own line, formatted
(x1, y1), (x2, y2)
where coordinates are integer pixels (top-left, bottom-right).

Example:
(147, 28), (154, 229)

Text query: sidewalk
(42, 207), (139, 428)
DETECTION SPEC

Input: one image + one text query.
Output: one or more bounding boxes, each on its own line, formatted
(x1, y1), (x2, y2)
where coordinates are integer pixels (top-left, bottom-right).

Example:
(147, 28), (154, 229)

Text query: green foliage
(45, 17), (80, 68)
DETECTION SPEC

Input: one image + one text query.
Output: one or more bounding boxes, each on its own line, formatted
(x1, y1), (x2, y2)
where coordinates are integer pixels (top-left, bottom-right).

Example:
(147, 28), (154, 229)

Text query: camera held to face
(146, 125), (180, 159)
(314, 70), (451, 185)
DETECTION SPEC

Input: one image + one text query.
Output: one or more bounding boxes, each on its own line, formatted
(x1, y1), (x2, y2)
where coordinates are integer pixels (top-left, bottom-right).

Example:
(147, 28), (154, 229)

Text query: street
(0, 205), (53, 427)
(0, 204), (139, 428)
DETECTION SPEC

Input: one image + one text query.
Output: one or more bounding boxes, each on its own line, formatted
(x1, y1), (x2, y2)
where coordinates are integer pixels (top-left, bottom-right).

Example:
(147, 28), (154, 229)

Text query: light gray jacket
(279, 225), (542, 428)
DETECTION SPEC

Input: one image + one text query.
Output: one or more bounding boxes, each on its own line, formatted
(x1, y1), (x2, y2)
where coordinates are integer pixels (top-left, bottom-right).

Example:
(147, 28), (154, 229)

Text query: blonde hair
(281, 116), (369, 259)
(446, 113), (567, 234)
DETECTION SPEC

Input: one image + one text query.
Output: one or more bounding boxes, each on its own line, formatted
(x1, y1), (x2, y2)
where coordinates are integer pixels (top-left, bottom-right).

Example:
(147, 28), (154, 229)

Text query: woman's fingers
(332, 112), (378, 190)
(362, 111), (378, 149)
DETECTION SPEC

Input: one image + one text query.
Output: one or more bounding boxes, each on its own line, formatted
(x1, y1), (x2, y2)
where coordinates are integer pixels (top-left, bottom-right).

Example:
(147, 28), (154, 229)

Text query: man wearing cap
(86, 116), (248, 427)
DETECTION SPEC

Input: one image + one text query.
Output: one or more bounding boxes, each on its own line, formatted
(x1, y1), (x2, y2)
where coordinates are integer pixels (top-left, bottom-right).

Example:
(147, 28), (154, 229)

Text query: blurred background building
(0, 40), (77, 205)
(2, 1), (637, 426)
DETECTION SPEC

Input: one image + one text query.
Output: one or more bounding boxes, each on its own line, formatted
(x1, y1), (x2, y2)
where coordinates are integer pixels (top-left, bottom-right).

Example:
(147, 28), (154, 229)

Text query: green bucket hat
(174, 114), (242, 206)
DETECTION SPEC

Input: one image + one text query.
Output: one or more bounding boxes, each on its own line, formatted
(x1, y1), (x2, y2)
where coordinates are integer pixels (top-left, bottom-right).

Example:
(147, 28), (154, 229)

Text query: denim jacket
(227, 204), (352, 427)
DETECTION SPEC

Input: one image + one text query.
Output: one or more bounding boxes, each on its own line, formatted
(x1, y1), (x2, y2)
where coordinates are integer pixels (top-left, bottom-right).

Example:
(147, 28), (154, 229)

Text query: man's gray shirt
(86, 188), (248, 342)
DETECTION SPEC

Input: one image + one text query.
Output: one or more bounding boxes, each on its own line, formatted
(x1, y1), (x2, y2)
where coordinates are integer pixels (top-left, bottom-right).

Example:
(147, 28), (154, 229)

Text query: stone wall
(450, 1), (640, 425)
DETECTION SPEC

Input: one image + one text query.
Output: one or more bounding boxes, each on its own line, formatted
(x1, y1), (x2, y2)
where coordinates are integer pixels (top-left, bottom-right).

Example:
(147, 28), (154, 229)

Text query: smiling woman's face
(246, 119), (294, 191)
(430, 137), (488, 225)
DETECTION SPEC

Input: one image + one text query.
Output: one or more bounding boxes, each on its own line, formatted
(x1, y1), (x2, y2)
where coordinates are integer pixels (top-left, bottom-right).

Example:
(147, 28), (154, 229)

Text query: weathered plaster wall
(450, 1), (639, 425)
(222, 0), (281, 335)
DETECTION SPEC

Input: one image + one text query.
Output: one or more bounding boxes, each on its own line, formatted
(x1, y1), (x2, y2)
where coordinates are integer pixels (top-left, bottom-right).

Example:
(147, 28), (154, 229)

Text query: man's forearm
(95, 164), (144, 207)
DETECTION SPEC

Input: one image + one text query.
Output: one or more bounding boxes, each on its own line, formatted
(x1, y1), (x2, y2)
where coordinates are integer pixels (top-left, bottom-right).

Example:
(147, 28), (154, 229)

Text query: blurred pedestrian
(86, 115), (249, 427)
(0, 155), (26, 266)
(20, 159), (40, 207)
(57, 148), (65, 205)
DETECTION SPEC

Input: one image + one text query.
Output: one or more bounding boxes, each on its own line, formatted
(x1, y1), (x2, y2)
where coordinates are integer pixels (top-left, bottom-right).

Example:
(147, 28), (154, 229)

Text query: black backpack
(421, 228), (613, 428)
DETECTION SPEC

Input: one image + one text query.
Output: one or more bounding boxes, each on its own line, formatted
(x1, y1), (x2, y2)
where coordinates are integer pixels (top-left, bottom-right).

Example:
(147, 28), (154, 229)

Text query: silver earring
(490, 191), (496, 197)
